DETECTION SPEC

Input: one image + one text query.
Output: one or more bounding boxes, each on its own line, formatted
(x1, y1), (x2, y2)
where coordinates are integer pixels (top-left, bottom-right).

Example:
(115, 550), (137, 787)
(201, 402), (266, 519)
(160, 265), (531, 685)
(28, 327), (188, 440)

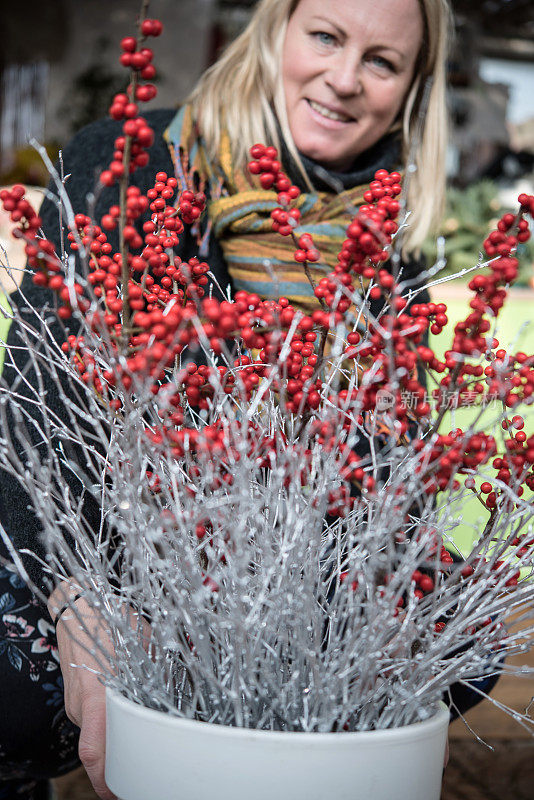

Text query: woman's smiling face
(281, 0), (424, 171)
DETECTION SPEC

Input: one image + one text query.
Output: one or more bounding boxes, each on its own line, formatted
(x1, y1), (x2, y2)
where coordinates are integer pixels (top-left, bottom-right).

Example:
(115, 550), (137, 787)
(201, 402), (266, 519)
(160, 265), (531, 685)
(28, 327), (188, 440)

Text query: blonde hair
(187, 0), (452, 252)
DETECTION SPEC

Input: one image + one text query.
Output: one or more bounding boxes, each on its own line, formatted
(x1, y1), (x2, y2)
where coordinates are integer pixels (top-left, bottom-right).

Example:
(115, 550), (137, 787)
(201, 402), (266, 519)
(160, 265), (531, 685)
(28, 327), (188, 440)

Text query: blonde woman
(1, 1), (454, 798)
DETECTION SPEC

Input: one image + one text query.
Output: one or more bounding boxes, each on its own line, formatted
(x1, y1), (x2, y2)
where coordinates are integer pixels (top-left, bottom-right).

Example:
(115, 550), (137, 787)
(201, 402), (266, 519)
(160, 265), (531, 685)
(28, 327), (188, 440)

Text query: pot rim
(106, 687), (449, 743)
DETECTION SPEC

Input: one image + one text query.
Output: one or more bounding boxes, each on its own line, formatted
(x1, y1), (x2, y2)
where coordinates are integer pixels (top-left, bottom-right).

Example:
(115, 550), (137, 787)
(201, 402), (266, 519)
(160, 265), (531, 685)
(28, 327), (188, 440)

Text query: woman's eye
(312, 31), (336, 47)
(369, 55), (395, 72)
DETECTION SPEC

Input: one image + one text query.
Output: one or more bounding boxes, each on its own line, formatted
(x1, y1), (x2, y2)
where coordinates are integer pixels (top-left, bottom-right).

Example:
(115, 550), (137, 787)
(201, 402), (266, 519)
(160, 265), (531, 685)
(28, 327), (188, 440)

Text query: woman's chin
(292, 126), (365, 172)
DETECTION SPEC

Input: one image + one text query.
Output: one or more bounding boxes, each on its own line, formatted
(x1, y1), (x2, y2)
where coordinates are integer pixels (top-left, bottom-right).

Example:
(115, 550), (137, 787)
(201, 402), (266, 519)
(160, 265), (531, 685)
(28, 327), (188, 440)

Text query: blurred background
(0, 1), (533, 797)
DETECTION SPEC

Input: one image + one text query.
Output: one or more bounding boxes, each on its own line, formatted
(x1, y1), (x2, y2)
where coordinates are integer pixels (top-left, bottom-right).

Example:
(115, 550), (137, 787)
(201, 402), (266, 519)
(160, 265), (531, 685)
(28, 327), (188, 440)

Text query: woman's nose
(326, 54), (362, 98)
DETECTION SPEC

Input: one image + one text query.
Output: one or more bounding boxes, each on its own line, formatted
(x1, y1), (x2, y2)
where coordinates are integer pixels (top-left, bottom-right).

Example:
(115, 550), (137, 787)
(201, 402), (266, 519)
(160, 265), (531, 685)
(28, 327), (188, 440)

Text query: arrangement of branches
(1, 6), (533, 734)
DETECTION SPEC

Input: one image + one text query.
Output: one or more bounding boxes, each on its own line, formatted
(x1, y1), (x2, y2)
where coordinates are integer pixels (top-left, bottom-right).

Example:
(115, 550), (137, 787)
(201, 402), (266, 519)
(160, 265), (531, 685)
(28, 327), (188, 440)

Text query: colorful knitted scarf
(164, 105), (370, 315)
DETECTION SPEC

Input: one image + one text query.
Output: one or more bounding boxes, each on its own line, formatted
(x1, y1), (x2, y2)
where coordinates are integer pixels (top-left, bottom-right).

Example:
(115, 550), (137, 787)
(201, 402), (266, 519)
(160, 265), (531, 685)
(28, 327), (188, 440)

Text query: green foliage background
(423, 180), (534, 287)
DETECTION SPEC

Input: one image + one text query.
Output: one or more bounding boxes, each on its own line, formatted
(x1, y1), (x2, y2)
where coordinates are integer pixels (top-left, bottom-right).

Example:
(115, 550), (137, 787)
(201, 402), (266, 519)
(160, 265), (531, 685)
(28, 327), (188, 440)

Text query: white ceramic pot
(105, 688), (449, 800)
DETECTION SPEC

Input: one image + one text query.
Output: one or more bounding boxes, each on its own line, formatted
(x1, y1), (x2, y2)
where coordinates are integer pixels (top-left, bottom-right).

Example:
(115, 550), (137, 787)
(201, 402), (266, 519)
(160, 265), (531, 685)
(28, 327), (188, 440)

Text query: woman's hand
(49, 589), (117, 800)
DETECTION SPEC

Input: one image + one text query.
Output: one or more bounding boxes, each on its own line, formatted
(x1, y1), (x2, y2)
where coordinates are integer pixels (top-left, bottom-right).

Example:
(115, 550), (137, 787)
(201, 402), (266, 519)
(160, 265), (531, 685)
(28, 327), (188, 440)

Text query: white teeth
(308, 100), (351, 122)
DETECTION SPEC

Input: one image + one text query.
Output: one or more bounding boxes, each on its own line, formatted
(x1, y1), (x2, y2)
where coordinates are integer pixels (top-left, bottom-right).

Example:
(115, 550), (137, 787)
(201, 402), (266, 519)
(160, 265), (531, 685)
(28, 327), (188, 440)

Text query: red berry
(141, 64), (156, 80)
(123, 120), (138, 137)
(260, 174), (275, 190)
(109, 104), (125, 120)
(419, 575), (434, 593)
(141, 19), (155, 35)
(100, 170), (115, 187)
(110, 160), (125, 177)
(131, 52), (149, 70)
(250, 144), (266, 159)
(121, 36), (137, 53)
(137, 126), (154, 147)
(136, 85), (156, 102)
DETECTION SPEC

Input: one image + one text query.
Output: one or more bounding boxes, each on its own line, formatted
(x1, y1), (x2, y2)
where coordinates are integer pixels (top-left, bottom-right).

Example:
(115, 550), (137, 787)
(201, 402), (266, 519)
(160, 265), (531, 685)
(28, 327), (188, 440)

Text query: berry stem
(479, 507), (498, 543)
(427, 362), (463, 437)
(290, 228), (328, 313)
(119, 0), (151, 346)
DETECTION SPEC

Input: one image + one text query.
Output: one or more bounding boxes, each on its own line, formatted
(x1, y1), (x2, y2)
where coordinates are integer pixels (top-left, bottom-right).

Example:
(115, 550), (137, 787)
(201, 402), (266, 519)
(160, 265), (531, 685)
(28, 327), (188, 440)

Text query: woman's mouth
(307, 99), (354, 123)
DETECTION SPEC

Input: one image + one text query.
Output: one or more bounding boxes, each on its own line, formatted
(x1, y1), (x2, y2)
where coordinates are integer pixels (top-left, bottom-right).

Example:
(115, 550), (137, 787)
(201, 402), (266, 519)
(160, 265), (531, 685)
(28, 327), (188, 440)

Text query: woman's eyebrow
(309, 16), (410, 62)
(309, 14), (346, 38)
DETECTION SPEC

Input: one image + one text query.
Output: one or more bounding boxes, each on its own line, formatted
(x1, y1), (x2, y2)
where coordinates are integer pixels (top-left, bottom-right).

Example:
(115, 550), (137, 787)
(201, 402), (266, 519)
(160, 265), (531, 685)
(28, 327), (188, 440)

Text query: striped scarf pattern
(164, 105), (369, 315)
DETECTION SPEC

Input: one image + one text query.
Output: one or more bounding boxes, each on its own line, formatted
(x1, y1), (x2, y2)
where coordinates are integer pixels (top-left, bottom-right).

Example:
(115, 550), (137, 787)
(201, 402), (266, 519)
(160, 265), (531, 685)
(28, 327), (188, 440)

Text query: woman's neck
(283, 130), (402, 192)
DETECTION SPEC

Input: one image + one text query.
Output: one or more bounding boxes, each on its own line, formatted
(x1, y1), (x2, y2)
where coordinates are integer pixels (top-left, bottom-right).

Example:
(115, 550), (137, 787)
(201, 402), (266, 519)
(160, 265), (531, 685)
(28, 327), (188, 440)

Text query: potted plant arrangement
(0, 6), (533, 800)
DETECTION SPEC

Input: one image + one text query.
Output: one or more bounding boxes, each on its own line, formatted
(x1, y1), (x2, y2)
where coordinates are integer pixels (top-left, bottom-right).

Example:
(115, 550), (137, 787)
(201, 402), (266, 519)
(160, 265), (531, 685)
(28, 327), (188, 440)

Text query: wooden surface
(442, 739), (534, 800)
(449, 654), (534, 741)
(53, 769), (98, 800)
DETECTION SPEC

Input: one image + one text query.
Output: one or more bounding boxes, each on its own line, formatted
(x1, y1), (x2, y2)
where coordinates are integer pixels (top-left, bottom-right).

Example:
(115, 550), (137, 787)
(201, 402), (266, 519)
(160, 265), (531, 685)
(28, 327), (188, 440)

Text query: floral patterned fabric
(0, 558), (80, 791)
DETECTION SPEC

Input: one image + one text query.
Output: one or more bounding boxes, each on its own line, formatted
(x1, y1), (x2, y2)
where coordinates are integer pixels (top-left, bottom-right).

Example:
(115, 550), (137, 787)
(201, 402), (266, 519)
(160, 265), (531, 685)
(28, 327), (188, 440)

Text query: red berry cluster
(101, 184), (150, 237)
(339, 526), (455, 608)
(233, 294), (323, 413)
(248, 145), (307, 245)
(119, 19), (161, 72)
(100, 117), (155, 186)
(176, 363), (234, 410)
(61, 335), (109, 396)
(248, 144), (300, 199)
(0, 188), (85, 317)
(0, 185), (41, 231)
(344, 300), (439, 431)
(101, 18), (164, 187)
(414, 429), (497, 494)
(130, 290), (328, 459)
(248, 148), (402, 315)
(482, 348), (534, 409)
(339, 171), (401, 276)
(149, 421), (230, 465)
(411, 567), (437, 601)
(468, 410), (534, 510)
(313, 171), (401, 318)
(431, 197), (534, 432)
(454, 202), (532, 362)
(410, 302), (449, 337)
(0, 185), (65, 299)
(66, 214), (129, 324)
(177, 189), (206, 226)
(483, 207), (532, 259)
(292, 233), (320, 264)
(169, 257), (209, 301)
(140, 18), (163, 38)
(327, 484), (354, 517)
(251, 147), (331, 315)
